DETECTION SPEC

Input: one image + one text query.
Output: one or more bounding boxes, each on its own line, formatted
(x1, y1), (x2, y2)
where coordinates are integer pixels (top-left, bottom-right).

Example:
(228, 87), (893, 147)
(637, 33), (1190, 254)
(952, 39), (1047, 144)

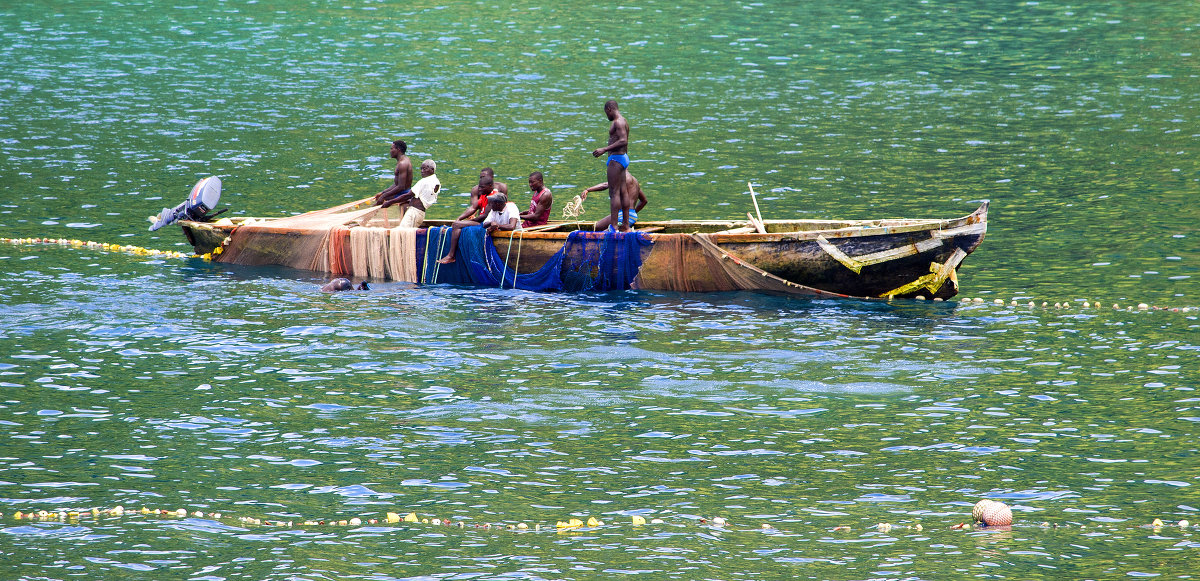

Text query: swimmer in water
(321, 278), (369, 292)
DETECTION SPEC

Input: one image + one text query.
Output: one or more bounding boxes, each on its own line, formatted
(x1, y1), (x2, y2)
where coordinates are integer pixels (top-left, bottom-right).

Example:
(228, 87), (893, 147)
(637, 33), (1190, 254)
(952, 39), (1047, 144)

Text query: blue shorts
(381, 188), (412, 204)
(618, 208), (638, 227)
(607, 153), (630, 169)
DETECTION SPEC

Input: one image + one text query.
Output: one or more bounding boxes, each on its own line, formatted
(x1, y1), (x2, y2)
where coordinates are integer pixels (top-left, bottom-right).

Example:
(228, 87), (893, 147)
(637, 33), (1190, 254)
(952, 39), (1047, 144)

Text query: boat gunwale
(180, 201), (988, 244)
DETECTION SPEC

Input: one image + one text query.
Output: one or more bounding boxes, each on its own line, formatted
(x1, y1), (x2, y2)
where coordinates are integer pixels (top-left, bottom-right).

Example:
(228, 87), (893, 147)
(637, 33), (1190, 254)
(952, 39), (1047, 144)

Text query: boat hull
(180, 202), (987, 300)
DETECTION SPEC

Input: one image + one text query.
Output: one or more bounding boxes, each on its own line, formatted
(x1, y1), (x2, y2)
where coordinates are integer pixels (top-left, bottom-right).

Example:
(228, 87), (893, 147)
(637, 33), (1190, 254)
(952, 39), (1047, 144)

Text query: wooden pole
(747, 182), (766, 234)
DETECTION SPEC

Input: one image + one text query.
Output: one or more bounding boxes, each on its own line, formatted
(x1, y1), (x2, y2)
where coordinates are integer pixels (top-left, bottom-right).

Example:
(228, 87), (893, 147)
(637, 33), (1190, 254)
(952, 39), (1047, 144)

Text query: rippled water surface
(2, 1), (1198, 579)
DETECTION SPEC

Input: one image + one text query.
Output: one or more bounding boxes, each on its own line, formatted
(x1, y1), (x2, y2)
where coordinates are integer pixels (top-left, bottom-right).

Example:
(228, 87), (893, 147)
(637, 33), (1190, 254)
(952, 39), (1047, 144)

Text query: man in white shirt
(436, 187), (519, 264)
(481, 194), (520, 234)
(386, 159), (440, 228)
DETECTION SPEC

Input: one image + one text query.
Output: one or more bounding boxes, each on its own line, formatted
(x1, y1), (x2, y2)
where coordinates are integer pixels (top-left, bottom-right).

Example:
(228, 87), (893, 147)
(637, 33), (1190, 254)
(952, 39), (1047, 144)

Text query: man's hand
(579, 189), (589, 200)
(592, 148), (604, 158)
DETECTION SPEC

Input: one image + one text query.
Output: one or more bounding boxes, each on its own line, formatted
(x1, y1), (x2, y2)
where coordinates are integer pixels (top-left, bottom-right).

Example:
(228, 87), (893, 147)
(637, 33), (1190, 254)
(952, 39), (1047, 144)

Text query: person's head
(420, 159), (436, 177)
(528, 171), (543, 192)
(604, 100), (619, 120)
(480, 167), (495, 180)
(488, 192), (508, 211)
(478, 175), (495, 196)
(391, 140), (407, 158)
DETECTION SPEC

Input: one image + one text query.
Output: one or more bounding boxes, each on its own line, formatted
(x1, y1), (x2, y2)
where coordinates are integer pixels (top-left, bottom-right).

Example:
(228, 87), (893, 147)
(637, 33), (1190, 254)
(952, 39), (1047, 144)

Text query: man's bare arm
(580, 182), (610, 199)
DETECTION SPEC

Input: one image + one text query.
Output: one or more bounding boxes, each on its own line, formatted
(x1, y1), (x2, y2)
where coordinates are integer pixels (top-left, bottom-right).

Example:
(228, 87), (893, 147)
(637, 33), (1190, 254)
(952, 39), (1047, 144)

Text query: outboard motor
(149, 176), (222, 231)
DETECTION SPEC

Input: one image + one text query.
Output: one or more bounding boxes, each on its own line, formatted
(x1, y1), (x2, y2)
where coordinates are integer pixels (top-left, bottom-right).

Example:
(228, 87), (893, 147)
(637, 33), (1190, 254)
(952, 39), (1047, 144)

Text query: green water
(1, 1), (1198, 579)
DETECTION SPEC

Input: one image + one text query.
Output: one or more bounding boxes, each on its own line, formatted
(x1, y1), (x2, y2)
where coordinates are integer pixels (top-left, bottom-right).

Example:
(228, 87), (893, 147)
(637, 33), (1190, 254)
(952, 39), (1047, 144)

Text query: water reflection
(2, 0), (1199, 578)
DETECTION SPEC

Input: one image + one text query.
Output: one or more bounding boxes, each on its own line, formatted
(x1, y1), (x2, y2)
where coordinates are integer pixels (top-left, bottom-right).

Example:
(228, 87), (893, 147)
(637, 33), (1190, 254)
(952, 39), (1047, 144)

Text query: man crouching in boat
(384, 159), (440, 228)
(436, 188), (520, 264)
(373, 140), (413, 208)
(581, 172), (648, 231)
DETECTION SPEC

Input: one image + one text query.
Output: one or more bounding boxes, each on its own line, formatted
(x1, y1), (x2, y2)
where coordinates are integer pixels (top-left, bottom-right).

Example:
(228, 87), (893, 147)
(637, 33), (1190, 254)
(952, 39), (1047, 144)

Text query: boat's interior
(207, 215), (955, 236)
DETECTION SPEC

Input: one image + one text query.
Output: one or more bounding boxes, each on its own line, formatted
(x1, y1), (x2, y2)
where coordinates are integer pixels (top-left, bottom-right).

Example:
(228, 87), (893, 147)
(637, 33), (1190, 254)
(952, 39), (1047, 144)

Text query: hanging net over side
(418, 226), (566, 291)
(213, 195), (655, 292)
(215, 197), (380, 273)
(214, 197), (422, 282)
(682, 233), (856, 298)
(559, 230), (654, 292)
(631, 233), (743, 292)
(417, 228), (652, 292)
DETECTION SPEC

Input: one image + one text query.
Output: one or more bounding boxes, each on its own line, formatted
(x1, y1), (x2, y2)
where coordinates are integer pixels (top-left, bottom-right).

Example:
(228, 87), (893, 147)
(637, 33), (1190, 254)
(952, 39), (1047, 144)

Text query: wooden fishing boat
(179, 201), (988, 300)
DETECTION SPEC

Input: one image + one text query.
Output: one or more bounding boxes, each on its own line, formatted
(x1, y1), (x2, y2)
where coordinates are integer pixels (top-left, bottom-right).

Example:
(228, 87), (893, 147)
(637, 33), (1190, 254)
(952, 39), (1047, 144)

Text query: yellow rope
(501, 230), (514, 289)
(512, 230), (524, 289)
(419, 230), (430, 284)
(430, 228), (449, 284)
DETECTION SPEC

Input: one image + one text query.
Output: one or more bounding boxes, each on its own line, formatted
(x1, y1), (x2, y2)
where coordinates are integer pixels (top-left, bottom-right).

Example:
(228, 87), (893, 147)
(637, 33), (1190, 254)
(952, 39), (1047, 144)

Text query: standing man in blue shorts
(591, 100), (631, 231)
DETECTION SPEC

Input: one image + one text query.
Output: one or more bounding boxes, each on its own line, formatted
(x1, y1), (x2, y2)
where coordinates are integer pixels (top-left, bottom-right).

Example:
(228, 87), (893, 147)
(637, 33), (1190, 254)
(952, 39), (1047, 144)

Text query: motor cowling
(149, 176), (222, 231)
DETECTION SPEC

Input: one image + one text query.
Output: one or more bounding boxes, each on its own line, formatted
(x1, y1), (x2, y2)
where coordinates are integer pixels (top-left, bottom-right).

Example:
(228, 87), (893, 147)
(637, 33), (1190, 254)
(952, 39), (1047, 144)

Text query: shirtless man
(456, 167), (510, 221)
(436, 186), (520, 265)
(581, 172), (647, 231)
(591, 100), (630, 231)
(520, 171), (553, 228)
(321, 278), (370, 292)
(373, 140), (413, 207)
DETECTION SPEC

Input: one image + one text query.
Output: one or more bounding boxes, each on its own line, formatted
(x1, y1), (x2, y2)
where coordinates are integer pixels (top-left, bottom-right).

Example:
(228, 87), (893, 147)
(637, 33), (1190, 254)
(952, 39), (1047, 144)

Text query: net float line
(4, 502), (1196, 537)
(3, 237), (1195, 311)
(1, 237), (191, 260)
(918, 295), (1196, 313)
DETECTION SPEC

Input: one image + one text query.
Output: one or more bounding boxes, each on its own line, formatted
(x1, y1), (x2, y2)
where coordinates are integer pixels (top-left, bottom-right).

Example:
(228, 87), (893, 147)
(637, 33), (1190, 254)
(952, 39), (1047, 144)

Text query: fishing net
(628, 232), (850, 296)
(630, 233), (742, 292)
(214, 197), (422, 281)
(560, 230), (654, 292)
(417, 227), (651, 292)
(214, 196), (654, 292)
(419, 226), (566, 291)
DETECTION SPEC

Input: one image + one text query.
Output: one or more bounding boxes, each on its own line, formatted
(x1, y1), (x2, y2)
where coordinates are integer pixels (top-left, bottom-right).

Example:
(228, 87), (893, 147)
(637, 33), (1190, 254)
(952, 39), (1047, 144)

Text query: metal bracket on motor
(149, 176), (222, 231)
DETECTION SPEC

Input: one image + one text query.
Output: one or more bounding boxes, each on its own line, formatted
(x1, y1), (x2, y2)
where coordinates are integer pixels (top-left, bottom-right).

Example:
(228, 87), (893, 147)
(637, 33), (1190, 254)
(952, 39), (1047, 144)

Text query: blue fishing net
(418, 227), (475, 286)
(560, 230), (654, 292)
(418, 226), (564, 291)
(418, 227), (652, 292)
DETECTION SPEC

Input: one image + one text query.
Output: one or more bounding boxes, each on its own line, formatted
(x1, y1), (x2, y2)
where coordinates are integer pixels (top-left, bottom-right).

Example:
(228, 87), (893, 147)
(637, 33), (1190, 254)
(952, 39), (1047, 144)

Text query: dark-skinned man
(590, 100), (630, 231)
(373, 140), (412, 208)
(581, 171), (647, 231)
(520, 171), (553, 228)
(456, 167), (510, 221)
(436, 180), (520, 265)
